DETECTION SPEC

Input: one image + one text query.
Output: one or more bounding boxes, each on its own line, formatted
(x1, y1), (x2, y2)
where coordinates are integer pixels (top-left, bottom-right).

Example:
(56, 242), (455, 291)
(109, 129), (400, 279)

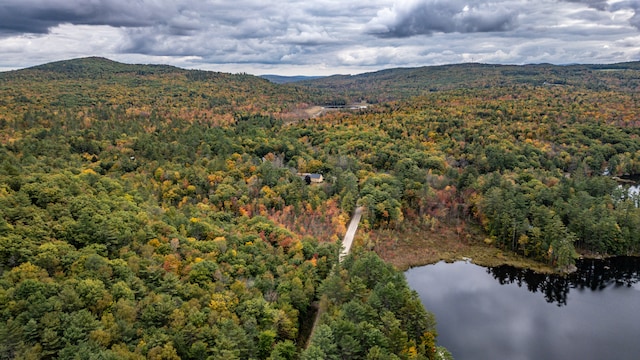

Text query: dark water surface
(405, 257), (640, 360)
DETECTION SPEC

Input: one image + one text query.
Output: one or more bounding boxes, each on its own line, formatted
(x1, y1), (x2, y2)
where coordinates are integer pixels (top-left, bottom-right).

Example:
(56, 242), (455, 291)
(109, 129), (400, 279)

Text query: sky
(0, 0), (639, 76)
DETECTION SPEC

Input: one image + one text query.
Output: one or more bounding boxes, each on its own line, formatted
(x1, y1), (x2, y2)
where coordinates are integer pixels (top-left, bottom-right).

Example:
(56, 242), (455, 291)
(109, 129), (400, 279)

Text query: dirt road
(340, 206), (363, 261)
(304, 206), (365, 349)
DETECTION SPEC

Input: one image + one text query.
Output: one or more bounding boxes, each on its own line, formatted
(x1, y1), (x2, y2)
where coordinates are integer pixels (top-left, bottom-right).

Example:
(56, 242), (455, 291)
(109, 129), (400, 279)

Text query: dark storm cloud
(116, 1), (355, 62)
(0, 0), (177, 35)
(563, 0), (640, 30)
(562, 0), (609, 11)
(633, 14), (640, 30)
(614, 1), (640, 30)
(366, 0), (518, 38)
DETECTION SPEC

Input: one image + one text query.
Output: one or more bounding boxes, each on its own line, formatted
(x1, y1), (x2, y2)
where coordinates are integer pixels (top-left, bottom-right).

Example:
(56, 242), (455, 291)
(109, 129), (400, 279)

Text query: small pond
(406, 257), (640, 360)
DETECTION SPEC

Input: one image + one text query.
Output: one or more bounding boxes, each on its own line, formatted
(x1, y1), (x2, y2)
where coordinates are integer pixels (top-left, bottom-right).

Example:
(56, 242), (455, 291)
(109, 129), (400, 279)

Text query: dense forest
(289, 84), (640, 269)
(302, 251), (451, 359)
(1, 57), (639, 358)
(298, 61), (640, 103)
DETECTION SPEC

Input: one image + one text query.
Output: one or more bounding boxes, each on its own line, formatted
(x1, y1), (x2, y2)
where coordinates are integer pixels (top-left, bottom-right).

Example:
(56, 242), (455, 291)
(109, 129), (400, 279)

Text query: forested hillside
(0, 57), (319, 126)
(298, 62), (640, 103)
(1, 57), (640, 359)
(287, 83), (640, 269)
(0, 58), (449, 359)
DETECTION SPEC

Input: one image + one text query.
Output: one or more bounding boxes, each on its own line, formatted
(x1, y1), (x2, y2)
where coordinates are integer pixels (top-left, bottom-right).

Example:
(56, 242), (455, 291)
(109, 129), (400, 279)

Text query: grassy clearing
(357, 221), (554, 273)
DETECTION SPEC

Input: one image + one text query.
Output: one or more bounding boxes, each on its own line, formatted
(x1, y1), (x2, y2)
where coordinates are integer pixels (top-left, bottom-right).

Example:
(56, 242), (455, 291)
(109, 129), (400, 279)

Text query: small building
(308, 173), (324, 183)
(297, 173), (324, 184)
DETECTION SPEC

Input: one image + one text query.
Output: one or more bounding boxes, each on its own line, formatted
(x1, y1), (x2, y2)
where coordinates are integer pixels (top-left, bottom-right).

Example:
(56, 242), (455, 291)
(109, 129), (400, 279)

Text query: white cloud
(0, 0), (638, 75)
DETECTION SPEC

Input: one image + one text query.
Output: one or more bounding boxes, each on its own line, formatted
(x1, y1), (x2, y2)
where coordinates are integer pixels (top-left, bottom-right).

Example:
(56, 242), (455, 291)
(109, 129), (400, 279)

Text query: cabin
(297, 173), (324, 184)
(308, 173), (323, 183)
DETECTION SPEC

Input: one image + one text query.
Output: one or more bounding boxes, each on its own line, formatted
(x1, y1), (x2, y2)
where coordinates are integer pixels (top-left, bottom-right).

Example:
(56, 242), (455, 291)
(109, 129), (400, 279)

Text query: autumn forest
(1, 57), (640, 359)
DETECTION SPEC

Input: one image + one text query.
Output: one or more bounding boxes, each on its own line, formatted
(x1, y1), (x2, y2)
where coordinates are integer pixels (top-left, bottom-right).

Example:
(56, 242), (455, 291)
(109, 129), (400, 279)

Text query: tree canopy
(2, 57), (640, 358)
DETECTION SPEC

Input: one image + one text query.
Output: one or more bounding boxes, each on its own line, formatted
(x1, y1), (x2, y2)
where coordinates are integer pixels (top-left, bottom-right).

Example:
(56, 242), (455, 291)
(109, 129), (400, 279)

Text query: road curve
(340, 206), (363, 262)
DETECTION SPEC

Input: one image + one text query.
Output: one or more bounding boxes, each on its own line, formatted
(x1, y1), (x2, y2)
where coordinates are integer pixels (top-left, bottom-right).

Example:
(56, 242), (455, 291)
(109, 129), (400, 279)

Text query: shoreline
(366, 222), (556, 273)
(367, 222), (639, 273)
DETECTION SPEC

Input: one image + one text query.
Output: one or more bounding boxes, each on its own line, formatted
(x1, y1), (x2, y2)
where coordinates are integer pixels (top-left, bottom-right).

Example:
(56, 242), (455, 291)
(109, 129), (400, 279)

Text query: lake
(406, 257), (640, 360)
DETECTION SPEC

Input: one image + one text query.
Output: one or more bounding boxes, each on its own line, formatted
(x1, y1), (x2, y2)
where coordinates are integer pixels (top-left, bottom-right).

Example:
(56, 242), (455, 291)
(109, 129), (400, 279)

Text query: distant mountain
(260, 74), (326, 84)
(0, 57), (315, 113)
(1, 57), (184, 81)
(34, 56), (179, 73)
(298, 62), (640, 103)
(4, 57), (639, 108)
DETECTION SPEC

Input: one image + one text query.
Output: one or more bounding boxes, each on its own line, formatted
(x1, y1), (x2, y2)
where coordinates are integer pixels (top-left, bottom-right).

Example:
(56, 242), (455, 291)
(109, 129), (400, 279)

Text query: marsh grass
(362, 221), (554, 273)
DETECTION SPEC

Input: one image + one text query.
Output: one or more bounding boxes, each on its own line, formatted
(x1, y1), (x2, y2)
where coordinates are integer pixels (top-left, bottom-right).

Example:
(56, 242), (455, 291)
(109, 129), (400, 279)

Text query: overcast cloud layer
(0, 0), (638, 75)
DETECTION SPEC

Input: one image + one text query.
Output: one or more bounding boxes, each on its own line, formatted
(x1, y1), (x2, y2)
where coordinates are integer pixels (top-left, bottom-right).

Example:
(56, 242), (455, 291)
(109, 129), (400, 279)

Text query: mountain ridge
(295, 61), (640, 103)
(260, 74), (326, 84)
(3, 57), (639, 105)
(5, 56), (640, 82)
